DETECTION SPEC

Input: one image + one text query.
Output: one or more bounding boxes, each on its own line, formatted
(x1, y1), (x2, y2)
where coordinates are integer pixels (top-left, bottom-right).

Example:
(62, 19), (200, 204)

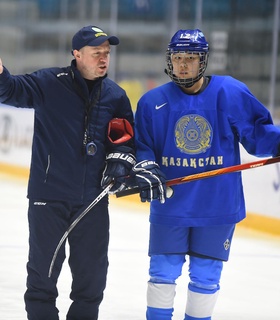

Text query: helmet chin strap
(180, 74), (203, 88)
(164, 68), (203, 88)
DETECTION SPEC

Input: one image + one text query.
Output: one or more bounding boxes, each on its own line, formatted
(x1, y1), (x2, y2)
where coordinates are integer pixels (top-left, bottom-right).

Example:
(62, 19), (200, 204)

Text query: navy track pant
(24, 198), (109, 320)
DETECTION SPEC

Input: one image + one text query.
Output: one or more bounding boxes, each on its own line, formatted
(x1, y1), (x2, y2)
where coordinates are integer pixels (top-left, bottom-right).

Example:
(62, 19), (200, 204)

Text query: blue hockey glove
(132, 160), (166, 203)
(101, 146), (136, 194)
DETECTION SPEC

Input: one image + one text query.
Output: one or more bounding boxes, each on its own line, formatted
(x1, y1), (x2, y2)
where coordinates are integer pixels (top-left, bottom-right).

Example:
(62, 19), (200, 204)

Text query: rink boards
(1, 104), (280, 236)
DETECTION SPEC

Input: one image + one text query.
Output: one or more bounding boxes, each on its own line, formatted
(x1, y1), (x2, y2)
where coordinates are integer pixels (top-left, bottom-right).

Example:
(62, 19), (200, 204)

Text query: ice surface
(0, 174), (280, 320)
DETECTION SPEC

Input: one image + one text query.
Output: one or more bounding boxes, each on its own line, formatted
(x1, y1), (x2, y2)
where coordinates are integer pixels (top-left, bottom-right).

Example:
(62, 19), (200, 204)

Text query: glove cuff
(107, 118), (134, 146)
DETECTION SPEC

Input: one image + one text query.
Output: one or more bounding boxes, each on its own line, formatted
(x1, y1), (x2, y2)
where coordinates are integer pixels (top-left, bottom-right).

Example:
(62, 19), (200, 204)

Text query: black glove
(101, 146), (136, 194)
(132, 160), (166, 203)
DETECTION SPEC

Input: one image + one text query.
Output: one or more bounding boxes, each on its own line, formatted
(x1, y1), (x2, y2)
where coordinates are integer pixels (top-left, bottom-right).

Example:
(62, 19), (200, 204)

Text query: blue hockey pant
(24, 199), (109, 320)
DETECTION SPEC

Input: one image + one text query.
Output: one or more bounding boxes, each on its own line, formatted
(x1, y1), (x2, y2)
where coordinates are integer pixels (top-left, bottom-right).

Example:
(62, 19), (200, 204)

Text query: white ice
(1, 174), (280, 320)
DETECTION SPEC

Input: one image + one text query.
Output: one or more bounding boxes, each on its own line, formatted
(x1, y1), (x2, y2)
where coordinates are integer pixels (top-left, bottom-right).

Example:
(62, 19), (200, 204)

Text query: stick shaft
(48, 183), (113, 278)
(116, 156), (280, 198)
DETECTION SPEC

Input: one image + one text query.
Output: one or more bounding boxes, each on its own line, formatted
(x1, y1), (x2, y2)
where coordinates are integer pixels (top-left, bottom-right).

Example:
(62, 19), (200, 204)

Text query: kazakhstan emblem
(174, 114), (212, 154)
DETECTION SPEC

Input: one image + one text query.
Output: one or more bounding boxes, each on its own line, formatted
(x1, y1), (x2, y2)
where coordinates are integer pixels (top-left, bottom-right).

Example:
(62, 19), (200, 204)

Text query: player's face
(171, 52), (200, 79)
(74, 41), (111, 80)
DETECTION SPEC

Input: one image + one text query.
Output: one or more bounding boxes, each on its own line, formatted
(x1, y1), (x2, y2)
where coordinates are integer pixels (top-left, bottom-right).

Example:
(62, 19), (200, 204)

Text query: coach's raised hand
(0, 58), (3, 74)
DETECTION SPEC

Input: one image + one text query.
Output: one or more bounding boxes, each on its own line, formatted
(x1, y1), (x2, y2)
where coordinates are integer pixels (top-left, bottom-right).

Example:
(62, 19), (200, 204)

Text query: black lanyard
(70, 68), (102, 155)
(82, 84), (102, 152)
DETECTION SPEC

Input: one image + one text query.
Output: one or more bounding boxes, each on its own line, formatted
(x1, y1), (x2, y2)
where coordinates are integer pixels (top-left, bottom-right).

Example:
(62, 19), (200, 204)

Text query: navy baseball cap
(72, 25), (119, 52)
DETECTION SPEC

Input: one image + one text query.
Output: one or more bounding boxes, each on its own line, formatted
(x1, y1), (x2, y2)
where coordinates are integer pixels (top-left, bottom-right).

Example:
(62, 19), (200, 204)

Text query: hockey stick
(48, 182), (114, 278)
(116, 156), (280, 198)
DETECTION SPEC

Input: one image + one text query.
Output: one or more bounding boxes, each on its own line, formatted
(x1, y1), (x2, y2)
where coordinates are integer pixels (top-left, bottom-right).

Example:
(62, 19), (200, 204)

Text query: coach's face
(73, 40), (111, 80)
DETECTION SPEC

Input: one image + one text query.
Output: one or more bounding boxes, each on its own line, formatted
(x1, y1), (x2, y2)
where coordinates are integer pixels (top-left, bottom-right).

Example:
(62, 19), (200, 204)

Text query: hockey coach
(0, 25), (135, 320)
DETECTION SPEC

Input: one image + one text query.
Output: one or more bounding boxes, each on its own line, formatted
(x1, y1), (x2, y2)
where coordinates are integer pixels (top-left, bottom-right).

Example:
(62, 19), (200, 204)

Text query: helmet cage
(165, 49), (209, 88)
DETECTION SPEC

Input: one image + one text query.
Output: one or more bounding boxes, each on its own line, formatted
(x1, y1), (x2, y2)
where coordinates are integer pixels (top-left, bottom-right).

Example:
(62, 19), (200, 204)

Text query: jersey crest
(174, 114), (212, 154)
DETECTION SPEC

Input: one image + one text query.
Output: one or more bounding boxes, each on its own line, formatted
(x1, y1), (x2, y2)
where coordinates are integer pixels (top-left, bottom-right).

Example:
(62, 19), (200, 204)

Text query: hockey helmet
(165, 29), (209, 88)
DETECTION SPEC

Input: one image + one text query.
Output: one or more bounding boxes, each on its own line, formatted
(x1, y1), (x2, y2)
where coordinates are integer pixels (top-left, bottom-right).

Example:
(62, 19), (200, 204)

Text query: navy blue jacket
(0, 60), (134, 203)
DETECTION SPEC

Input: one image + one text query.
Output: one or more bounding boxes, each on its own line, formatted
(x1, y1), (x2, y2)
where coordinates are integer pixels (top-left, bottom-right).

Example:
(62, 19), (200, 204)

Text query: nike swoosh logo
(155, 102), (168, 110)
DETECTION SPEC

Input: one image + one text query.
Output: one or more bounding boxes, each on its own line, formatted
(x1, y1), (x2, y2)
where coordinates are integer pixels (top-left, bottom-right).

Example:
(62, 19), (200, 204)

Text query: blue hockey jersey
(135, 75), (280, 227)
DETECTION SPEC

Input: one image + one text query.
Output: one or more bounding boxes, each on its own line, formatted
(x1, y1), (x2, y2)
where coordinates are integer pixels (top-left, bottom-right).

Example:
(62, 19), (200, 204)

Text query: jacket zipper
(44, 154), (51, 183)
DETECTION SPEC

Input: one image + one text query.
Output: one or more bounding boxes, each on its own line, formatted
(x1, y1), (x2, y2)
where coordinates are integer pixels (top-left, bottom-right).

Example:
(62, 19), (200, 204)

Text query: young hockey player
(132, 29), (280, 319)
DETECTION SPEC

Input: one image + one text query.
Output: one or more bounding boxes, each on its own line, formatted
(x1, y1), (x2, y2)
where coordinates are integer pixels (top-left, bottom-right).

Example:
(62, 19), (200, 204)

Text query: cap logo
(91, 27), (104, 33)
(95, 32), (108, 38)
(91, 27), (108, 38)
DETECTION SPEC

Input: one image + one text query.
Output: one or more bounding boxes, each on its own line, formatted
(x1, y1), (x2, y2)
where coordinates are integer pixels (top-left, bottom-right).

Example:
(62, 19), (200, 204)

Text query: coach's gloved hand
(132, 160), (166, 203)
(101, 146), (136, 194)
